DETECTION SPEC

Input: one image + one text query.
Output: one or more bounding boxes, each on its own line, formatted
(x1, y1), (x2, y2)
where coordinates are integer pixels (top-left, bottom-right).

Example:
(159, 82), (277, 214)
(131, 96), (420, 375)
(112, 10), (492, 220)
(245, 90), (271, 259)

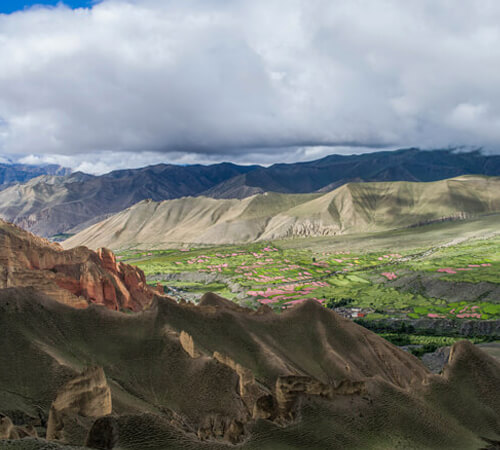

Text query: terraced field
(118, 232), (500, 323)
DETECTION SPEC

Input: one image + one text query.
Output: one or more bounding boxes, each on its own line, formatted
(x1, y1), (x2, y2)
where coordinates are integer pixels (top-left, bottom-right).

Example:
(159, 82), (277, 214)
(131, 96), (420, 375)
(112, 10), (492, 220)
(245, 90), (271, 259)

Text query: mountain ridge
(0, 163), (71, 189)
(205, 148), (500, 197)
(0, 287), (498, 448)
(3, 148), (500, 237)
(0, 162), (257, 237)
(63, 175), (500, 249)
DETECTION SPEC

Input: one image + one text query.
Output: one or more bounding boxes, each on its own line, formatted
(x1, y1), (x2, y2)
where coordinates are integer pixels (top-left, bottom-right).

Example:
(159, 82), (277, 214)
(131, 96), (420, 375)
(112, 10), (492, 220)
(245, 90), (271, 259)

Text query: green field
(118, 228), (500, 323)
(379, 333), (494, 356)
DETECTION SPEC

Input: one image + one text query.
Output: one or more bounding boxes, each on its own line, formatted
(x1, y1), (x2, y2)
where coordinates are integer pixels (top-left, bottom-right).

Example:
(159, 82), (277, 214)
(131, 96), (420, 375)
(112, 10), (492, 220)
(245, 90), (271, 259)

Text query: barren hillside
(64, 176), (500, 249)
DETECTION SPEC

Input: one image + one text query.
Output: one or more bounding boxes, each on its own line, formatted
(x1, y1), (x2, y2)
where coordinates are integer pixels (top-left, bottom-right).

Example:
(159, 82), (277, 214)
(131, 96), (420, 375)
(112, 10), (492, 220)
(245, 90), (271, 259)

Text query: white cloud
(1, 0), (500, 168)
(17, 145), (383, 174)
(19, 151), (177, 174)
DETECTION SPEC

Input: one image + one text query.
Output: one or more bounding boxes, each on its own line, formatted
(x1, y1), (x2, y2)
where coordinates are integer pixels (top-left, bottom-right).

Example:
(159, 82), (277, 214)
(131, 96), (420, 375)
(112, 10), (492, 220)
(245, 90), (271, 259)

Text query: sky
(0, 1), (96, 14)
(1, 0), (499, 174)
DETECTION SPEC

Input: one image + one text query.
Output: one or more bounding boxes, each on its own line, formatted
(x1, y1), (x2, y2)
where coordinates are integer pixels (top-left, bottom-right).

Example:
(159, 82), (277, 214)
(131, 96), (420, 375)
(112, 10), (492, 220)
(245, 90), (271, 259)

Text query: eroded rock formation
(197, 414), (246, 445)
(0, 219), (156, 311)
(213, 351), (267, 414)
(46, 367), (112, 442)
(275, 376), (366, 419)
(0, 414), (18, 440)
(180, 331), (201, 358)
(0, 413), (37, 441)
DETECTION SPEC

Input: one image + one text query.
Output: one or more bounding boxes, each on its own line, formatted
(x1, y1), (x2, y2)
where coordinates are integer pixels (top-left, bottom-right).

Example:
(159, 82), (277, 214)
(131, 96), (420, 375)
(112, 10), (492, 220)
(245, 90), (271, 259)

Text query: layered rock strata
(0, 219), (155, 311)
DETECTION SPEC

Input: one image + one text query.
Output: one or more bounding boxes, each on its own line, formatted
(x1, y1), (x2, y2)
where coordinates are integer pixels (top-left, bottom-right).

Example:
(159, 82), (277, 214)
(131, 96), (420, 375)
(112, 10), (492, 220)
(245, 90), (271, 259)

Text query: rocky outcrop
(154, 282), (165, 295)
(197, 415), (245, 445)
(252, 395), (277, 420)
(180, 331), (201, 358)
(0, 414), (18, 440)
(50, 248), (154, 311)
(275, 376), (366, 419)
(422, 346), (451, 373)
(96, 248), (117, 274)
(0, 219), (156, 311)
(15, 425), (38, 439)
(46, 367), (112, 442)
(0, 413), (37, 441)
(213, 352), (267, 413)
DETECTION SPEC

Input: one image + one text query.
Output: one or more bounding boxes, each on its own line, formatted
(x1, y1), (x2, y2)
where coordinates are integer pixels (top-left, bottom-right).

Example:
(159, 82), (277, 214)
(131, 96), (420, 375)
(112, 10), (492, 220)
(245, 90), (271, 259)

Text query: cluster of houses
(333, 307), (370, 319)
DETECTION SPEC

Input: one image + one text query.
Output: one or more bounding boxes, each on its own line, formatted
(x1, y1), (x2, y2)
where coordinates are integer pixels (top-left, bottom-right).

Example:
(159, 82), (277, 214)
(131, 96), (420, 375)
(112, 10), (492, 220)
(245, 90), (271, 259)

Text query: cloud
(1, 0), (500, 168)
(18, 145), (386, 174)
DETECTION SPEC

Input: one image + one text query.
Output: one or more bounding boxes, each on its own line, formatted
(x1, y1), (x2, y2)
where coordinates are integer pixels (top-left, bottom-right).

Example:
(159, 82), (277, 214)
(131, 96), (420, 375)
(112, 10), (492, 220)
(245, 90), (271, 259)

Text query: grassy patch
(379, 333), (489, 357)
(118, 234), (500, 319)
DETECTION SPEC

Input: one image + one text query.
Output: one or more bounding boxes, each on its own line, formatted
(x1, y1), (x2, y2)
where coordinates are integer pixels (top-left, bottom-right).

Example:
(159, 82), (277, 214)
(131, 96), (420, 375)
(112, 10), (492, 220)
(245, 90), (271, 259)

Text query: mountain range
(0, 162), (70, 189)
(2, 148), (500, 237)
(64, 175), (500, 249)
(0, 219), (499, 448)
(203, 147), (500, 197)
(0, 163), (256, 237)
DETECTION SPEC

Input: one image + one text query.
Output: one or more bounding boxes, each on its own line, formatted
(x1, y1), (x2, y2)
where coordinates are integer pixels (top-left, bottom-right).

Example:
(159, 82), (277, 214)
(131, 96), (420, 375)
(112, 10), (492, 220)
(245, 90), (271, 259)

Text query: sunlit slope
(64, 176), (500, 249)
(261, 175), (500, 239)
(63, 193), (319, 249)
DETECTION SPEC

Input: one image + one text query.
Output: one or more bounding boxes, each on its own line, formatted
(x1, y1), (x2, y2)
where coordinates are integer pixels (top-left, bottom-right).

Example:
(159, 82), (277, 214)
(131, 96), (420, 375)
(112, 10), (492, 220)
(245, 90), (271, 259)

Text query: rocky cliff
(0, 219), (154, 311)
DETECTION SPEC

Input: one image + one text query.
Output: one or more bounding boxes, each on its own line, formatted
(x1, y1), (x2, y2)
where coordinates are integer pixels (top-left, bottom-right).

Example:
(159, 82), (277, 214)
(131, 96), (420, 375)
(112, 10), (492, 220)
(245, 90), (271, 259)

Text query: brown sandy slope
(63, 175), (500, 249)
(0, 219), (155, 311)
(0, 288), (498, 449)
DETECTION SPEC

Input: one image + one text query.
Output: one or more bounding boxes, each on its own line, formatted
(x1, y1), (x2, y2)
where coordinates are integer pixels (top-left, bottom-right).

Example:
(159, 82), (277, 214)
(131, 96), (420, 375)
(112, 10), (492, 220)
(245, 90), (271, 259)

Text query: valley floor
(121, 229), (500, 320)
(117, 219), (500, 357)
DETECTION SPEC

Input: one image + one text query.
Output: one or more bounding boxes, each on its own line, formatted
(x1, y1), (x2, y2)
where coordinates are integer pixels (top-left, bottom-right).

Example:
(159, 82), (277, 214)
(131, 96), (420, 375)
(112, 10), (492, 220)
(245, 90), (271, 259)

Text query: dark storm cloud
(1, 0), (500, 172)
